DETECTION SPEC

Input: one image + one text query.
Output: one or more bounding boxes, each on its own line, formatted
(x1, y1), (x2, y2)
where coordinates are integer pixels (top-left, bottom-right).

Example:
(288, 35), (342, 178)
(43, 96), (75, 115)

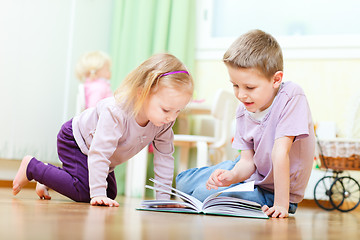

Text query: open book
(137, 178), (268, 219)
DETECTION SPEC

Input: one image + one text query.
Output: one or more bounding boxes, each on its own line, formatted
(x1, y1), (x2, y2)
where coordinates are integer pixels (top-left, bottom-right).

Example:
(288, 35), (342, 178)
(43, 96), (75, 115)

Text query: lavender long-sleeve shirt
(72, 97), (175, 199)
(232, 81), (315, 203)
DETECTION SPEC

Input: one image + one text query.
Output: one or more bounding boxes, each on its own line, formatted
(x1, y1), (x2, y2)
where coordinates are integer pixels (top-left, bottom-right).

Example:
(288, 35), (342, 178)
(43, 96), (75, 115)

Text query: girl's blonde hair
(115, 53), (194, 117)
(75, 51), (111, 82)
(223, 29), (283, 79)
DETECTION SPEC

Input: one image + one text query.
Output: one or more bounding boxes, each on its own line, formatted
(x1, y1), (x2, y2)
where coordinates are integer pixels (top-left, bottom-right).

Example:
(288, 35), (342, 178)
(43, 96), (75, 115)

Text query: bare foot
(12, 155), (33, 195)
(36, 182), (51, 200)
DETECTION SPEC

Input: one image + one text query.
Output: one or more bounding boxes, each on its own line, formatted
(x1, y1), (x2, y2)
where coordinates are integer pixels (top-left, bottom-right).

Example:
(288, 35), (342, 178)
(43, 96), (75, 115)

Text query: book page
(203, 181), (255, 205)
(221, 181), (254, 193)
(146, 178), (203, 211)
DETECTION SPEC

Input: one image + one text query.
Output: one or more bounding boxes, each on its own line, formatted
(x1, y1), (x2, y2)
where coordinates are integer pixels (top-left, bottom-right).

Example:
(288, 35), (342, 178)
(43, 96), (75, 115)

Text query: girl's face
(136, 86), (192, 127)
(227, 66), (282, 113)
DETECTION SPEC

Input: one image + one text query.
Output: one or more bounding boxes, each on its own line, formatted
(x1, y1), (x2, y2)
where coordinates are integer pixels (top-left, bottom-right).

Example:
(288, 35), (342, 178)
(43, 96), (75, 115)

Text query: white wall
(194, 59), (360, 138)
(192, 57), (360, 165)
(0, 0), (113, 163)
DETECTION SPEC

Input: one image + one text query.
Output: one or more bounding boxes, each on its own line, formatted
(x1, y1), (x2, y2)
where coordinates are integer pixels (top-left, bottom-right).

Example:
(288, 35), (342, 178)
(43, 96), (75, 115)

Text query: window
(196, 0), (360, 59)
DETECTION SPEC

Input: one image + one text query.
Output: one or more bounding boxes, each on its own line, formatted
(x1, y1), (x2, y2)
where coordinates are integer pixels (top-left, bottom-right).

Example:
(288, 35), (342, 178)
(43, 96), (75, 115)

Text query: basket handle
(316, 134), (329, 169)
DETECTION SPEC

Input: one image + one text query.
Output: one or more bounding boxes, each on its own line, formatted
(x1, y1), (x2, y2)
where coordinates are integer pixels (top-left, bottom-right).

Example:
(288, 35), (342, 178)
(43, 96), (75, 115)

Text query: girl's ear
(272, 71), (283, 88)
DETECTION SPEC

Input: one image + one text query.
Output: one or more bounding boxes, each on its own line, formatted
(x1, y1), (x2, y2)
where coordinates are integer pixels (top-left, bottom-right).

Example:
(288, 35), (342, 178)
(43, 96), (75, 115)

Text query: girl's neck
(87, 76), (104, 82)
(135, 112), (149, 127)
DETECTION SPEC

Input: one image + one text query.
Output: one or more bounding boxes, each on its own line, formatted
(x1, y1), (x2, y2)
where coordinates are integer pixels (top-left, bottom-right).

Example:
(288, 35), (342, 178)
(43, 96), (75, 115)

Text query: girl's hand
(90, 196), (120, 207)
(262, 205), (289, 218)
(206, 169), (236, 190)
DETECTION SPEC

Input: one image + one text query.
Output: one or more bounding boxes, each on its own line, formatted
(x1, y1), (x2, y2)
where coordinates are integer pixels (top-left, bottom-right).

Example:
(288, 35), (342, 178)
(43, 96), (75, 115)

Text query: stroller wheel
(330, 176), (360, 212)
(314, 176), (337, 211)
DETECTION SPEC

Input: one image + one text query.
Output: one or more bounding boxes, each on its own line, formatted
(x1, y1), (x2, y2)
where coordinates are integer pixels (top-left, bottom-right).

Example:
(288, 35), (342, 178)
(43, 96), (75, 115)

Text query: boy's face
(227, 66), (282, 113)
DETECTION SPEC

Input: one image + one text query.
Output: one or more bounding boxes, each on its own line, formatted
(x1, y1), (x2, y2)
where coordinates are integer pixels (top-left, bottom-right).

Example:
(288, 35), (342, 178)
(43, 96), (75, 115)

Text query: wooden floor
(1, 188), (360, 240)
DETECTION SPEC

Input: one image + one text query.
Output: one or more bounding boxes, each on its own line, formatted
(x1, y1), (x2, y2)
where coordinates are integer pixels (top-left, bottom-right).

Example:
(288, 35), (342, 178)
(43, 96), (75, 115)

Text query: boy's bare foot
(12, 155), (33, 195)
(36, 182), (51, 200)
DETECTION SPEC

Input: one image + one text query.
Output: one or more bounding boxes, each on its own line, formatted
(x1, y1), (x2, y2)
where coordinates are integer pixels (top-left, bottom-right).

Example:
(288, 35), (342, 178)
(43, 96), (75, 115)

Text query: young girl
(75, 51), (113, 109)
(13, 53), (194, 207)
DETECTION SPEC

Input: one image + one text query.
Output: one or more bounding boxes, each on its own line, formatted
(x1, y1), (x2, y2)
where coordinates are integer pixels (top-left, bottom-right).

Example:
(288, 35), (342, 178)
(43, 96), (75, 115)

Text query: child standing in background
(176, 29), (315, 218)
(76, 51), (113, 109)
(13, 53), (194, 207)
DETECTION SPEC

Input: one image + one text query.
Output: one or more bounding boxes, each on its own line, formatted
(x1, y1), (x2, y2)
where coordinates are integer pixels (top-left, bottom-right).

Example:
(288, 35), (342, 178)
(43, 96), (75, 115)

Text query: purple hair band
(159, 70), (189, 78)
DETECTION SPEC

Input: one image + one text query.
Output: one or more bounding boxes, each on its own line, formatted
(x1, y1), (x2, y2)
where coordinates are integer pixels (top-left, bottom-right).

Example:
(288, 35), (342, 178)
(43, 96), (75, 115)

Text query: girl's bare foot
(12, 155), (33, 195)
(36, 182), (51, 200)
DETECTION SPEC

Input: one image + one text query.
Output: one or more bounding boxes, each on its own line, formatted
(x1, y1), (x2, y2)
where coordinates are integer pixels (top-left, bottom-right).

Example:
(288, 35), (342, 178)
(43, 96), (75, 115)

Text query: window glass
(212, 0), (360, 38)
(197, 0), (360, 59)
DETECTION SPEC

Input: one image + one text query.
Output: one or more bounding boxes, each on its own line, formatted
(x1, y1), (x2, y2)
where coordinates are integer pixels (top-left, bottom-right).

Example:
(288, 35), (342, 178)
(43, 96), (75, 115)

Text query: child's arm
(152, 124), (176, 200)
(206, 149), (255, 190)
(263, 136), (294, 218)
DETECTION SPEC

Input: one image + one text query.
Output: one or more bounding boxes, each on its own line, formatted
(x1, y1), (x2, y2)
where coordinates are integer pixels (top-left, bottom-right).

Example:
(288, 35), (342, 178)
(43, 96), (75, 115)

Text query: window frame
(196, 0), (360, 60)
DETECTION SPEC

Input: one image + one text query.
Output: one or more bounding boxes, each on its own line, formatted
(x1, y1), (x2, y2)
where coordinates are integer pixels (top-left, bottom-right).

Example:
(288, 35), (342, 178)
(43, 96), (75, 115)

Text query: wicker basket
(318, 138), (360, 171)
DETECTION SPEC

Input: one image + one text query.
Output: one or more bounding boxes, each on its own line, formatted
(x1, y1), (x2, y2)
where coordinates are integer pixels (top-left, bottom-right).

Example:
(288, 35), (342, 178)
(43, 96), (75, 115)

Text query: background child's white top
(84, 78), (113, 109)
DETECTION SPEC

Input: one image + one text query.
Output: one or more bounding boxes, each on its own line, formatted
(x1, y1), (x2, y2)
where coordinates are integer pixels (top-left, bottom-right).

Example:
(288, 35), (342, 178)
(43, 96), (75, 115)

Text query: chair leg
(196, 141), (208, 168)
(177, 143), (190, 173)
(210, 147), (226, 165)
(125, 145), (148, 198)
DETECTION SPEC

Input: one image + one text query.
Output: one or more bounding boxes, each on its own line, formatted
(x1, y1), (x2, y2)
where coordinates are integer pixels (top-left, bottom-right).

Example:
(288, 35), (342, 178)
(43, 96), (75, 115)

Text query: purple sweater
(72, 97), (174, 199)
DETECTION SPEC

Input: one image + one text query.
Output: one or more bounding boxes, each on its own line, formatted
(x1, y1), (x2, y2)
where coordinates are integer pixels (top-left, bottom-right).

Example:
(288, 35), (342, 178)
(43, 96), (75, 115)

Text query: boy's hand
(262, 205), (289, 218)
(90, 196), (119, 207)
(206, 169), (236, 190)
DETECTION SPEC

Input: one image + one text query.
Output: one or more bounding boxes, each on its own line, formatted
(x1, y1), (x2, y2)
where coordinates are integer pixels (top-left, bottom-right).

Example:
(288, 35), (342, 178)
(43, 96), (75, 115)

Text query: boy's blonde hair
(223, 29), (283, 79)
(75, 51), (111, 81)
(115, 53), (194, 117)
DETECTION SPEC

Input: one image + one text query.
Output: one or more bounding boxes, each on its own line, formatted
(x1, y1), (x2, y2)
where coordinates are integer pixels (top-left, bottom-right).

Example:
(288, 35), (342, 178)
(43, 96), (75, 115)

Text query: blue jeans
(175, 157), (298, 214)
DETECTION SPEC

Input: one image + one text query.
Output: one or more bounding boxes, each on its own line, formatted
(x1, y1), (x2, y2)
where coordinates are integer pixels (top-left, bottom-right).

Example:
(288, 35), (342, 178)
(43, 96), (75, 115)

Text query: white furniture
(75, 83), (86, 115)
(174, 89), (237, 172)
(125, 145), (148, 198)
(345, 93), (360, 138)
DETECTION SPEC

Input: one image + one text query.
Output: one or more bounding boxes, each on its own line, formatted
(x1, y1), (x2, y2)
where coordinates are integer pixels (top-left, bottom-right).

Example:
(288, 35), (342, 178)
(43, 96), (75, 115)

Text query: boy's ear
(272, 71), (283, 88)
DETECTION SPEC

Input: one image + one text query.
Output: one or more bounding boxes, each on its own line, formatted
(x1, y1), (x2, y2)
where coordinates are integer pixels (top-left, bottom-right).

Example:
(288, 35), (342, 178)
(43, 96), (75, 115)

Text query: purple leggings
(26, 119), (117, 203)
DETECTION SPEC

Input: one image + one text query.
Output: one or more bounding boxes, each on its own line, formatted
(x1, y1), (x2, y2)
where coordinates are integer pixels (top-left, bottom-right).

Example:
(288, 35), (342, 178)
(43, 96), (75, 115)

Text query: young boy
(176, 29), (315, 218)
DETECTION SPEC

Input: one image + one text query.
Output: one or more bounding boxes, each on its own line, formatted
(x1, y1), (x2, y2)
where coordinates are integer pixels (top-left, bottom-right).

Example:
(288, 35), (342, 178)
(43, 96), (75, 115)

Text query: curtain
(109, 0), (196, 196)
(110, 0), (195, 89)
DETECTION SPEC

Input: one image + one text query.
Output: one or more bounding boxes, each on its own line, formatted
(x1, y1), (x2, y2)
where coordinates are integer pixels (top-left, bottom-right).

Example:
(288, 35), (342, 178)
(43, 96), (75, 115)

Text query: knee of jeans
(175, 175), (187, 192)
(175, 174), (197, 195)
(175, 169), (194, 187)
(175, 171), (183, 184)
(192, 185), (212, 202)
